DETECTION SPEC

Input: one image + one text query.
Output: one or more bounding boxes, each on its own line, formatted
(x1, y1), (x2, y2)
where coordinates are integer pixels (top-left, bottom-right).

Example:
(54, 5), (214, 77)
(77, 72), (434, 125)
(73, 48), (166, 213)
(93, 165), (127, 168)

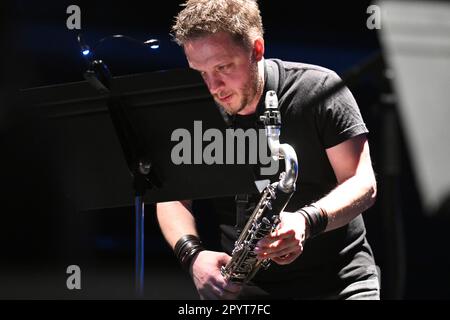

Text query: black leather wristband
(297, 204), (328, 239)
(174, 234), (205, 271)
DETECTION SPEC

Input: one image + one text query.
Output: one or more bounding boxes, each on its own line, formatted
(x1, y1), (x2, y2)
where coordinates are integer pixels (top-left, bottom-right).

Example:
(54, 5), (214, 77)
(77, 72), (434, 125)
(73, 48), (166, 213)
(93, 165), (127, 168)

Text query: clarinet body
(220, 91), (299, 284)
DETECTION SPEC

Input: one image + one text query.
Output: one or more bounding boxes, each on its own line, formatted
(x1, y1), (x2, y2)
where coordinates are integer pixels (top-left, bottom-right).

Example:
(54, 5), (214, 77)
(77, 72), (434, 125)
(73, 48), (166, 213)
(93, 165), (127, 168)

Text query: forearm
(314, 174), (377, 233)
(156, 200), (198, 249)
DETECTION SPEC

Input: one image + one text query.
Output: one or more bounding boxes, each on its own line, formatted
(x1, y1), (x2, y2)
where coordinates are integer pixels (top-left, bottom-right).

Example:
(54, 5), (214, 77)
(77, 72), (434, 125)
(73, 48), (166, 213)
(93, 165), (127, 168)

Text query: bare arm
(157, 200), (242, 299)
(256, 134), (377, 264)
(156, 200), (198, 249)
(315, 134), (377, 233)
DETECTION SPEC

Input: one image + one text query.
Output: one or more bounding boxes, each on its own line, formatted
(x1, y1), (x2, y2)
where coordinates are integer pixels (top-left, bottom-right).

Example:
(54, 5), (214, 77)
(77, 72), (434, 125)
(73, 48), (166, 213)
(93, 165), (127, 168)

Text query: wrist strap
(298, 204), (328, 239)
(174, 234), (205, 271)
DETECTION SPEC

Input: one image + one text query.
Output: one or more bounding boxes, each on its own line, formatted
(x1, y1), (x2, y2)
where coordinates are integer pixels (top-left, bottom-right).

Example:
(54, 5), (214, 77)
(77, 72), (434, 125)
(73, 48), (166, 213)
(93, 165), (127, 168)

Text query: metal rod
(135, 195), (145, 297)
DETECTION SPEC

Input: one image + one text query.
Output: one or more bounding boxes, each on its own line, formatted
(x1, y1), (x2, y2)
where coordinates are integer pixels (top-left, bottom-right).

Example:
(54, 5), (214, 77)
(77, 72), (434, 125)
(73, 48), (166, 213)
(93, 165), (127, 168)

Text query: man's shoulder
(269, 58), (340, 85)
(279, 60), (334, 74)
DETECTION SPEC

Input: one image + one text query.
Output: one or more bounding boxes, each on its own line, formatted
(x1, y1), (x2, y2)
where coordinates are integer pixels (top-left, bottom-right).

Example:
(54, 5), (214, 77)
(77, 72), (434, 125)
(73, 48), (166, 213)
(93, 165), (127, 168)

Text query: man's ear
(252, 37), (264, 61)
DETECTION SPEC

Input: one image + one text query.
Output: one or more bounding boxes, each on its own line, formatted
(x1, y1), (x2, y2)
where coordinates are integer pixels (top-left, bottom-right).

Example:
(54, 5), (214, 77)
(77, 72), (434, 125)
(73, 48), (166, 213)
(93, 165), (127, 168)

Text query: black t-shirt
(194, 59), (377, 299)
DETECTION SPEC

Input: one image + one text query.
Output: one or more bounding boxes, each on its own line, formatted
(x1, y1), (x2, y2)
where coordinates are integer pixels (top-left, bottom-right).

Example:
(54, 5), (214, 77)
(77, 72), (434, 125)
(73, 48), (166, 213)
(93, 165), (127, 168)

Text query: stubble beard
(217, 61), (263, 116)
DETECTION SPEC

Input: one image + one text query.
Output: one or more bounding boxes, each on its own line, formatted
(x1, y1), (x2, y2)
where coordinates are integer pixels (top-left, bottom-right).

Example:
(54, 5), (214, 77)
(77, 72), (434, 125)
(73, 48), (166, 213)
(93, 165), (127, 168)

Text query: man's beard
(217, 61), (262, 116)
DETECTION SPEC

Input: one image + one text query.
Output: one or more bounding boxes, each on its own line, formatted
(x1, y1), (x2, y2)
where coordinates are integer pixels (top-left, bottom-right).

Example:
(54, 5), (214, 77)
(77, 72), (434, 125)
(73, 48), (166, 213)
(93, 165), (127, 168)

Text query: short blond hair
(171, 0), (264, 49)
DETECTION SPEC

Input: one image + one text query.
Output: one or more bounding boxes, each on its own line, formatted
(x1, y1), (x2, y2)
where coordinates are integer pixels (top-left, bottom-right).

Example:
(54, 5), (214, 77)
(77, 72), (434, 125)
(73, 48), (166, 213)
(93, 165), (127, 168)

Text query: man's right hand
(189, 250), (242, 300)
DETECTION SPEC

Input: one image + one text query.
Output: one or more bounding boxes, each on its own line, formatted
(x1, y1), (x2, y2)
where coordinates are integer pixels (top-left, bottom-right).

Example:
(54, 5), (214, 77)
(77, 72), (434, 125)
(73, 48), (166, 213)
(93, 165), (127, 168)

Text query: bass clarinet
(221, 90), (299, 284)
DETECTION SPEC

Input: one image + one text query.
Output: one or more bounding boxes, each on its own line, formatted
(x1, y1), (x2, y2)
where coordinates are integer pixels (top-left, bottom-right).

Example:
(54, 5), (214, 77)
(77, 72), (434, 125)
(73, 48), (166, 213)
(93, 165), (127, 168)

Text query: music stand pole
(135, 194), (145, 296)
(83, 59), (153, 297)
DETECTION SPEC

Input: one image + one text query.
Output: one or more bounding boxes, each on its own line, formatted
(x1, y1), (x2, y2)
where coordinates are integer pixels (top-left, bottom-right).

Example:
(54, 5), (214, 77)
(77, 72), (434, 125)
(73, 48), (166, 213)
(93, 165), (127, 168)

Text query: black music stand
(21, 68), (258, 297)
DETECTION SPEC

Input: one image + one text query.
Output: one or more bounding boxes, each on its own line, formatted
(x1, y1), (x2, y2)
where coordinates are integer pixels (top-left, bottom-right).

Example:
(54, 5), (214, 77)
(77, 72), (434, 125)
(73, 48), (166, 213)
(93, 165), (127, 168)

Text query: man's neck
(237, 58), (265, 116)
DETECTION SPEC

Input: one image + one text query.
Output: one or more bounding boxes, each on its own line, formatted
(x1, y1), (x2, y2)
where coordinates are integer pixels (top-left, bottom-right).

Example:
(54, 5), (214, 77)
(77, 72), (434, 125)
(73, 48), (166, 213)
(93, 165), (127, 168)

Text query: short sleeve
(315, 72), (368, 149)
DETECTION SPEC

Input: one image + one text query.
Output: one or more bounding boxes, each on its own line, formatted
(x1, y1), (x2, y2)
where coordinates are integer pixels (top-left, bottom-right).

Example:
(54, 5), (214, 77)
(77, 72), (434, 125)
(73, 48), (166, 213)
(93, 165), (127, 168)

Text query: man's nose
(206, 74), (225, 95)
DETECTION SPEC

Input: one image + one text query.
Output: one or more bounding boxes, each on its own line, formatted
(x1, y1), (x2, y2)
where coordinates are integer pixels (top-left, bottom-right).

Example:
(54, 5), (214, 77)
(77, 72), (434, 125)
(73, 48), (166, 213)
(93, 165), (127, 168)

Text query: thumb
(217, 252), (232, 265)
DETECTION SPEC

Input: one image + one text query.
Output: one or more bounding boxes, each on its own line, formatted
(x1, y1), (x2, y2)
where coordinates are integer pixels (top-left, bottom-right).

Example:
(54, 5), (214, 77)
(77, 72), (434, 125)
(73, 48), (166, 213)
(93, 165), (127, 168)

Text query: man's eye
(218, 64), (230, 72)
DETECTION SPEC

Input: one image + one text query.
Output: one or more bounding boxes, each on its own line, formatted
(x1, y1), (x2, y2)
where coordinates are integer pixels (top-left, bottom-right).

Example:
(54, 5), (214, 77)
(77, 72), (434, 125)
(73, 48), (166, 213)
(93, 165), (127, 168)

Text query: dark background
(1, 0), (449, 299)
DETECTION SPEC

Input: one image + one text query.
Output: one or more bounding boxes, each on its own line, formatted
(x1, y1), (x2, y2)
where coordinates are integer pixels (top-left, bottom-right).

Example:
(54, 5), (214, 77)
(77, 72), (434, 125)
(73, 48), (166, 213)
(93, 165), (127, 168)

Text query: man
(157, 0), (379, 300)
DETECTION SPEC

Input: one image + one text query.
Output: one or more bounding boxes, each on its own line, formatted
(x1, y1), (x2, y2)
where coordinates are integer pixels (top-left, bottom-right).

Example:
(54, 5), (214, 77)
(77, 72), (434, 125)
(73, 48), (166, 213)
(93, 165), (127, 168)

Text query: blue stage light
(144, 39), (160, 50)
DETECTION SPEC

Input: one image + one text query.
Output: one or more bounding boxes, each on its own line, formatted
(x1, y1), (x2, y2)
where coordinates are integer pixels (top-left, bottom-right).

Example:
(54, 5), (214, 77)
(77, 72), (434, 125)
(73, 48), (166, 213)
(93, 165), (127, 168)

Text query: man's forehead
(184, 34), (246, 69)
(185, 46), (234, 70)
(186, 52), (233, 69)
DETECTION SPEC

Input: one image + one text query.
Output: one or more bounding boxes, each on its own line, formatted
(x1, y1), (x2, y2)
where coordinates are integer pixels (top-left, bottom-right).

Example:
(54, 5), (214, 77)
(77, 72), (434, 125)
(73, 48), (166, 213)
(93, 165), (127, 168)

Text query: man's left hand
(254, 211), (307, 265)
